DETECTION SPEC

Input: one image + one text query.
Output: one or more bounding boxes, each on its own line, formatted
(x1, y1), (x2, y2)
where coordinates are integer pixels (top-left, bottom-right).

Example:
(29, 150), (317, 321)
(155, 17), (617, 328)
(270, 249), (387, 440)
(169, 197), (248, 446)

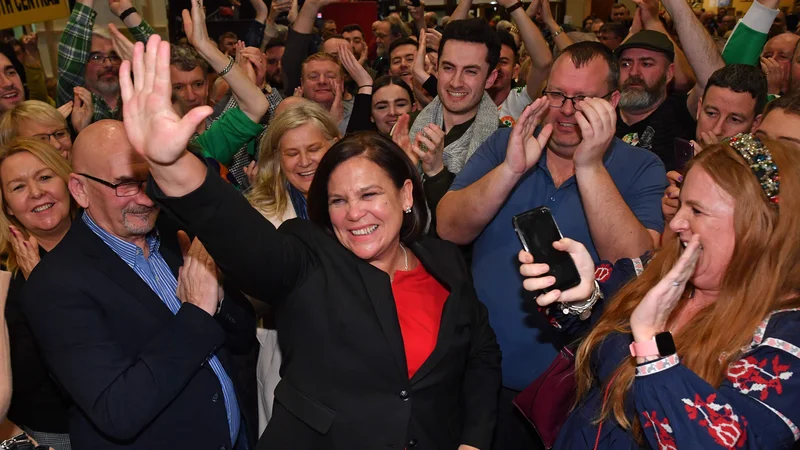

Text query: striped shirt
(82, 212), (240, 444)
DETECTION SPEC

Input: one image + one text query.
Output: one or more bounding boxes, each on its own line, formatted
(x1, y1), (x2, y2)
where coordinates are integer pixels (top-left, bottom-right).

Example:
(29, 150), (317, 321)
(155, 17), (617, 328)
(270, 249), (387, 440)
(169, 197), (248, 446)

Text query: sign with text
(0, 0), (70, 29)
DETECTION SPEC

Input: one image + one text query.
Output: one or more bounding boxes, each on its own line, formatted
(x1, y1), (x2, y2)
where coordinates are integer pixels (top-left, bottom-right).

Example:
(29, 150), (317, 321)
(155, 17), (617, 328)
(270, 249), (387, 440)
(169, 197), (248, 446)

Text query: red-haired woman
(520, 135), (800, 449)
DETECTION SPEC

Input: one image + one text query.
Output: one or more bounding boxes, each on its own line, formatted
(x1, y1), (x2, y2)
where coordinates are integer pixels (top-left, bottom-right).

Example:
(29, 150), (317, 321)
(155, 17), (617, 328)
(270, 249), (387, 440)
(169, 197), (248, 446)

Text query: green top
(194, 107), (264, 166)
(720, 1), (777, 66)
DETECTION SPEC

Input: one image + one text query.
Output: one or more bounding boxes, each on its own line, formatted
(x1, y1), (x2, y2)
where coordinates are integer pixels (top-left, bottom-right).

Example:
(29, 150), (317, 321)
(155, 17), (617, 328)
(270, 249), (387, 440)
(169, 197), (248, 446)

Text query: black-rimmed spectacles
(541, 91), (614, 110)
(78, 173), (146, 197)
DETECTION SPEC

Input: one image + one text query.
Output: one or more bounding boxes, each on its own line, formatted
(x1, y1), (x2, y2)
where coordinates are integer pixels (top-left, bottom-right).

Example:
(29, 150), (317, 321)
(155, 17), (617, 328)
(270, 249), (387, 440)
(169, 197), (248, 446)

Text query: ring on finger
(671, 281), (681, 287)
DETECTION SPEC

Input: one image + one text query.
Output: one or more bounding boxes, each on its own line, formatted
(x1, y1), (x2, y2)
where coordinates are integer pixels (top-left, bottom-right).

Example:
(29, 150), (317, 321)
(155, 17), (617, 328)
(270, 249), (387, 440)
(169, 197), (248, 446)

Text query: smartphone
(410, 0), (421, 6)
(512, 207), (581, 293)
(674, 138), (694, 175)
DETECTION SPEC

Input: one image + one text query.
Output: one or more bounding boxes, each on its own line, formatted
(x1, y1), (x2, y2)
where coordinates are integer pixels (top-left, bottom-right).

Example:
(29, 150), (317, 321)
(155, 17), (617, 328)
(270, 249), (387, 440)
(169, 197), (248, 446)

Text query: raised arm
(184, 3), (268, 123)
(530, 0), (574, 52)
(501, 0), (552, 99)
(56, 0), (96, 107)
(437, 100), (552, 244)
(450, 0), (473, 22)
(404, 0), (426, 34)
(658, 0), (724, 116)
(721, 0), (779, 65)
(109, 0), (156, 41)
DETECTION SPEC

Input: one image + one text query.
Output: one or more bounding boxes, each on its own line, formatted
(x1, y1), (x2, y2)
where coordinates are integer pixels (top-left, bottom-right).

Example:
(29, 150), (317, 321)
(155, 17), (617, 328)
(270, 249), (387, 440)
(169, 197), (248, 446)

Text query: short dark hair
(218, 31), (237, 45)
(323, 34), (346, 43)
(342, 24), (364, 35)
(599, 22), (628, 39)
(307, 132), (428, 244)
(438, 18), (501, 75)
(170, 44), (209, 74)
(0, 43), (27, 99)
(389, 37), (418, 58)
(703, 64), (768, 115)
(552, 41), (619, 91)
(265, 38), (286, 52)
(497, 30), (519, 64)
(763, 89), (800, 117)
(373, 75), (414, 103)
(612, 3), (628, 10)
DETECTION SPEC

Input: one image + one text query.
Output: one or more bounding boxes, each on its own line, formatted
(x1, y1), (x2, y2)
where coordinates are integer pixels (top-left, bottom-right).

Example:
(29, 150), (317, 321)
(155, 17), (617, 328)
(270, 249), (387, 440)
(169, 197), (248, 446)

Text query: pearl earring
(404, 207), (412, 214)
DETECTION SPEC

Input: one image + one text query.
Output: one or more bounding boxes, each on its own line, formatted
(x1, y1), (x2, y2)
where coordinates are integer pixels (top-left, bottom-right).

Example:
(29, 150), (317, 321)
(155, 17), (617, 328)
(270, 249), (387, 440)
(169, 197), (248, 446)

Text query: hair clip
(725, 133), (780, 206)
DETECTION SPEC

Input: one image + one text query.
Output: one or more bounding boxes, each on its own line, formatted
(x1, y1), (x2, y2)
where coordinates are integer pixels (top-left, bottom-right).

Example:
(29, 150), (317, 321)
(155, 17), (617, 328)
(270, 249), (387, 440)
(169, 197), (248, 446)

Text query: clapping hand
(240, 46), (268, 87)
(72, 87), (94, 133)
(109, 23), (134, 62)
(328, 78), (344, 123)
(572, 97), (616, 169)
(413, 30), (430, 87)
(518, 238), (595, 306)
(503, 97), (553, 175)
(630, 234), (702, 343)
(57, 102), (74, 119)
(176, 231), (223, 316)
(7, 226), (40, 280)
(411, 124), (445, 177)
(391, 114), (419, 166)
(338, 43), (372, 89)
(120, 35), (213, 165)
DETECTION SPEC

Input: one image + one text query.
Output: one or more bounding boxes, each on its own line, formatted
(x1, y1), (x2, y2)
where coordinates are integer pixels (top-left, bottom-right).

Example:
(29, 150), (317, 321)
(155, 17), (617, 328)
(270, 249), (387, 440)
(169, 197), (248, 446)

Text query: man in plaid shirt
(57, 0), (155, 122)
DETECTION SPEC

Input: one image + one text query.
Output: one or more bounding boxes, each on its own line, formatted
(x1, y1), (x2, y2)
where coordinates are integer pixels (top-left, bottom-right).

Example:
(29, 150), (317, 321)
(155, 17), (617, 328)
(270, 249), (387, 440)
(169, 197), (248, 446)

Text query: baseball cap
(614, 30), (675, 61)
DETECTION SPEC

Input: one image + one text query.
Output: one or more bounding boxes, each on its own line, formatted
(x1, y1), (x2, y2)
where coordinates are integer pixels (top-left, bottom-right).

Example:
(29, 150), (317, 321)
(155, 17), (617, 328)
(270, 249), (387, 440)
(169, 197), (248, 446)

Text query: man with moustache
(21, 120), (256, 449)
(57, 0), (155, 122)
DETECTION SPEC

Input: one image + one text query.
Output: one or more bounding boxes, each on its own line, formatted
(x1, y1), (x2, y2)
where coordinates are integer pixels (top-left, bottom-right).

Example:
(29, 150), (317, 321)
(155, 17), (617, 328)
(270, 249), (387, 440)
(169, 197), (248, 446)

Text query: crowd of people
(0, 0), (799, 448)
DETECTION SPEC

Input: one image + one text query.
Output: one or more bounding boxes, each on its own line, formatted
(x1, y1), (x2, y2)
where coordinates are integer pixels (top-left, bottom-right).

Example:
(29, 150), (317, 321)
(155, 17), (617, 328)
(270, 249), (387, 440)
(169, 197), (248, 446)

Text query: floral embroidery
(727, 355), (792, 401)
(682, 393), (747, 448)
(642, 411), (677, 450)
(594, 263), (612, 283)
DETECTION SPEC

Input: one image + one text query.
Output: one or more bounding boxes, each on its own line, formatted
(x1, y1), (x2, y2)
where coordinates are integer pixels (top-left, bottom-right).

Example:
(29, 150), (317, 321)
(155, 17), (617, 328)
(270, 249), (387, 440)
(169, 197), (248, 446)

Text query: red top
(391, 263), (450, 379)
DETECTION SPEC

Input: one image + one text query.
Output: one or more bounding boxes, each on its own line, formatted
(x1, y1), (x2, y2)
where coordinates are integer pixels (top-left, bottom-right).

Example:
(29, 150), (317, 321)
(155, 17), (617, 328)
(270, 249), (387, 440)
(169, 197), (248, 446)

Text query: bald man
(22, 120), (256, 450)
(762, 32), (800, 94)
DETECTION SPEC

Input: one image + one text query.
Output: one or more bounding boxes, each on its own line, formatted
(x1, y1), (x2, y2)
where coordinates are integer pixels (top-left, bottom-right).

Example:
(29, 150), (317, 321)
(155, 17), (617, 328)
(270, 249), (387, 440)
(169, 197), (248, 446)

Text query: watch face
(655, 332), (677, 356)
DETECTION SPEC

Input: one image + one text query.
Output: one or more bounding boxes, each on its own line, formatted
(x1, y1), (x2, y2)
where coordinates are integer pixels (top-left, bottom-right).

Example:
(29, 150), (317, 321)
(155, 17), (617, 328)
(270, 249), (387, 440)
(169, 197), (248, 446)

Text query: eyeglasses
(88, 53), (122, 64)
(78, 173), (146, 197)
(32, 129), (70, 142)
(542, 91), (613, 110)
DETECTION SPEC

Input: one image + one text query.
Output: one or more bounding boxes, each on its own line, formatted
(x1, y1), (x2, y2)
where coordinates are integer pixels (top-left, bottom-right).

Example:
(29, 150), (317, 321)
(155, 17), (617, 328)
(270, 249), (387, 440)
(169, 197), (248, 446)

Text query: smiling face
(302, 60), (342, 106)
(696, 86), (759, 141)
(279, 123), (334, 195)
(390, 44), (417, 88)
(0, 53), (24, 113)
(669, 166), (735, 290)
(371, 84), (413, 134)
(437, 40), (496, 121)
(491, 44), (518, 91)
(1, 152), (71, 239)
(327, 156), (412, 264)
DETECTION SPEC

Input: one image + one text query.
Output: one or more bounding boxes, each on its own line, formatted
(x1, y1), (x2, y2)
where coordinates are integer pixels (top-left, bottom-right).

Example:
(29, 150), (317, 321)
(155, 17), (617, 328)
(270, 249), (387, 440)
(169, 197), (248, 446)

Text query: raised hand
(404, 0), (425, 24)
(8, 226), (40, 280)
(425, 28), (441, 53)
(338, 43), (372, 89)
(176, 231), (222, 317)
(633, 0), (660, 27)
(108, 23), (134, 62)
(57, 101), (74, 119)
(411, 124), (445, 177)
(235, 41), (257, 84)
(519, 237), (595, 306)
(249, 0), (269, 21)
(71, 86), (94, 133)
(243, 160), (260, 186)
(662, 170), (682, 223)
(413, 30), (430, 87)
(525, 0), (542, 20)
(503, 97), (553, 175)
(538, 0), (556, 27)
(760, 57), (783, 95)
(269, 0), (292, 20)
(241, 47), (267, 87)
(108, 0), (134, 17)
(572, 97), (616, 169)
(630, 234), (702, 343)
(391, 114), (419, 166)
(182, 0), (212, 52)
(19, 33), (41, 67)
(328, 78), (344, 123)
(120, 35), (213, 165)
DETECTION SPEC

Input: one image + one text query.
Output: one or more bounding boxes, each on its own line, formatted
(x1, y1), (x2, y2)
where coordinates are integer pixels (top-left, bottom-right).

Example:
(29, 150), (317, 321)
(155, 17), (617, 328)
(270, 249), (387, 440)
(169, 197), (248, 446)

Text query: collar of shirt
(82, 212), (160, 267)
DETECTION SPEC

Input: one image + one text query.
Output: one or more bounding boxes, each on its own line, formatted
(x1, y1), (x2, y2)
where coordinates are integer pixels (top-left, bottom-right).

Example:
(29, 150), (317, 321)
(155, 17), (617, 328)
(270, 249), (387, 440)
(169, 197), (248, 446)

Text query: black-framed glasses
(541, 91), (614, 110)
(32, 129), (70, 142)
(88, 53), (122, 64)
(78, 173), (146, 197)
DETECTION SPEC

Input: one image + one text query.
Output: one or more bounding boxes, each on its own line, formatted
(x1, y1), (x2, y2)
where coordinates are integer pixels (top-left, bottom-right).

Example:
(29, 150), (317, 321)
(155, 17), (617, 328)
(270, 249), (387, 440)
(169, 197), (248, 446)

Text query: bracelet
(559, 280), (602, 320)
(552, 26), (565, 38)
(358, 84), (372, 89)
(0, 433), (31, 450)
(218, 56), (235, 77)
(505, 1), (524, 13)
(118, 6), (138, 21)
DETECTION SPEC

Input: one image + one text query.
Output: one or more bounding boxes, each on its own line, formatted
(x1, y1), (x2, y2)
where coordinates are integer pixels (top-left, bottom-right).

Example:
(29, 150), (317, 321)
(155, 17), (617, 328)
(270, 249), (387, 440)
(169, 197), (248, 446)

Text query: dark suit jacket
(22, 215), (256, 450)
(149, 169), (502, 450)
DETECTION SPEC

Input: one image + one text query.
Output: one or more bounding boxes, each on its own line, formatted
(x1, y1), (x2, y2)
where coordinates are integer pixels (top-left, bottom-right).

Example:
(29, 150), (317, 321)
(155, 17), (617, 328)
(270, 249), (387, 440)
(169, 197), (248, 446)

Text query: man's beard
(121, 205), (158, 235)
(87, 72), (120, 97)
(619, 73), (667, 112)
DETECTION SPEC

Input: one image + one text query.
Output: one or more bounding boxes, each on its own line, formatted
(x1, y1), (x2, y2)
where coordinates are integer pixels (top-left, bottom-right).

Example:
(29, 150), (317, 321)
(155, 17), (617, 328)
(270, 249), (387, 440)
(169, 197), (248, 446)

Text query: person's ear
(484, 68), (499, 89)
(608, 90), (621, 109)
(400, 178), (413, 211)
(512, 63), (520, 82)
(68, 174), (90, 209)
(666, 62), (675, 84)
(751, 113), (763, 132)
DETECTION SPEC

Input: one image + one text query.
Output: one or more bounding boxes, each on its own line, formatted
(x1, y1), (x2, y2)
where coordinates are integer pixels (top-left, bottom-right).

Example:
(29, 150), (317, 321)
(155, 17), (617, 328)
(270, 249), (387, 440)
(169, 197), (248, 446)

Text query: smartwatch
(629, 331), (676, 358)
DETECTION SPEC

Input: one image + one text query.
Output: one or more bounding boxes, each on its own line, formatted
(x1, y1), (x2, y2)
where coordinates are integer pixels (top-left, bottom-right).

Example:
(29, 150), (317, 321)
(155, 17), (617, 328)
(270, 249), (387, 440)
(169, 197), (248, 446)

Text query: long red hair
(574, 139), (800, 438)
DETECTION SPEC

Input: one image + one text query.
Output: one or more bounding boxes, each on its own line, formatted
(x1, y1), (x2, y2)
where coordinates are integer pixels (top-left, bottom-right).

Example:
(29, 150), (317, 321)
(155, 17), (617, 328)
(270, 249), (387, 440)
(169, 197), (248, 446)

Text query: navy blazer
(22, 215), (256, 450)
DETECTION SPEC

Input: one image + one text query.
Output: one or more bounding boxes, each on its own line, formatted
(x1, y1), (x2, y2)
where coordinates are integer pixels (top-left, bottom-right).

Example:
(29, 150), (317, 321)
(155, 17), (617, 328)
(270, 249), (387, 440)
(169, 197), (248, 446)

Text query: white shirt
(498, 87), (533, 127)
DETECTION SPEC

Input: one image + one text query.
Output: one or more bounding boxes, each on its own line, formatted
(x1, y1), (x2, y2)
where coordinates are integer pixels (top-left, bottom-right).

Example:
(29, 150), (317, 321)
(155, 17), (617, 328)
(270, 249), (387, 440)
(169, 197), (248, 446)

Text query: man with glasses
(57, 0), (155, 122)
(22, 119), (256, 449)
(437, 41), (666, 450)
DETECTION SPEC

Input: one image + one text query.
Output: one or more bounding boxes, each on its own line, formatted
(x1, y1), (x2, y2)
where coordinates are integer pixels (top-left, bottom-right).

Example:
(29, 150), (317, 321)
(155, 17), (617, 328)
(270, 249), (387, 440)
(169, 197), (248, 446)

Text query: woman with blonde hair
(0, 98), (92, 159)
(520, 135), (800, 449)
(0, 138), (76, 449)
(246, 101), (340, 226)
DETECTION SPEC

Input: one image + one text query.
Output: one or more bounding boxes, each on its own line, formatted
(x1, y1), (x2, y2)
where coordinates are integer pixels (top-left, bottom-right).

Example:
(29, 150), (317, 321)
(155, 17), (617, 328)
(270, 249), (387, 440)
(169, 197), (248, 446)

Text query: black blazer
(21, 215), (256, 450)
(149, 169), (502, 450)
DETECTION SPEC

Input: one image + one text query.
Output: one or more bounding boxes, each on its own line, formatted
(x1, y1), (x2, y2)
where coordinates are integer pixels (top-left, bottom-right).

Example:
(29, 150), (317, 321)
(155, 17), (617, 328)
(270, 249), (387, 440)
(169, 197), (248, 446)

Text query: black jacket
(22, 215), (256, 450)
(149, 169), (502, 450)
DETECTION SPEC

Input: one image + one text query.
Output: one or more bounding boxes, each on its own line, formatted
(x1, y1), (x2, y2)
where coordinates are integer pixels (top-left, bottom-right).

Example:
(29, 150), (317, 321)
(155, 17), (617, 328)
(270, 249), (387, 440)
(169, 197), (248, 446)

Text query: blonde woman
(0, 98), (92, 159)
(0, 138), (76, 449)
(246, 101), (340, 227)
